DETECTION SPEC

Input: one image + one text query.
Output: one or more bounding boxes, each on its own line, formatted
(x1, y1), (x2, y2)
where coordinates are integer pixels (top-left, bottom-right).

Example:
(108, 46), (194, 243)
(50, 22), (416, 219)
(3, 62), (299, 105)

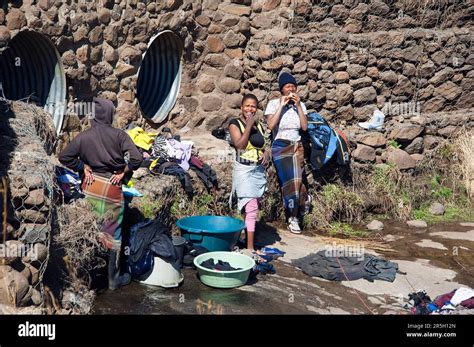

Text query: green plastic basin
(194, 252), (255, 289)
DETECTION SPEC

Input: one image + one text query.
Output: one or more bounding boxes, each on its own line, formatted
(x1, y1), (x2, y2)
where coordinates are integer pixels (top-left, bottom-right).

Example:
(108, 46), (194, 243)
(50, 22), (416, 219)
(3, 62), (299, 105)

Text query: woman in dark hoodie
(59, 98), (142, 290)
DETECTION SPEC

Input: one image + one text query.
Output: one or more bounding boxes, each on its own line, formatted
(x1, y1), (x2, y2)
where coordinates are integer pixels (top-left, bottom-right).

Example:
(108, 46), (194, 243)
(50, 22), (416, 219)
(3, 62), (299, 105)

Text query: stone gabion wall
(0, 102), (55, 309)
(0, 0), (473, 167)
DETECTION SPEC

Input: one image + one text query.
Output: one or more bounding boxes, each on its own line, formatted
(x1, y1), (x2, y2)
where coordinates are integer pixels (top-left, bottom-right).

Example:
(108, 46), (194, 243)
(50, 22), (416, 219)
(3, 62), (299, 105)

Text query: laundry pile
(240, 247), (286, 276)
(406, 287), (474, 315)
(127, 127), (218, 196)
(292, 250), (400, 282)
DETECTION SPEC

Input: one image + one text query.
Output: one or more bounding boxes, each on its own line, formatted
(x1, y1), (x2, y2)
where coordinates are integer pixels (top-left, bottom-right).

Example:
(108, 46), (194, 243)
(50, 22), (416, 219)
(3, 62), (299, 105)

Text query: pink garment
(244, 198), (259, 233)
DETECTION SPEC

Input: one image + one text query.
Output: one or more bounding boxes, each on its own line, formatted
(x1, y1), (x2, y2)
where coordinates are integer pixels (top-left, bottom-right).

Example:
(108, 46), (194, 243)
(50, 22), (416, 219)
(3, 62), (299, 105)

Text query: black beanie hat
(278, 72), (297, 91)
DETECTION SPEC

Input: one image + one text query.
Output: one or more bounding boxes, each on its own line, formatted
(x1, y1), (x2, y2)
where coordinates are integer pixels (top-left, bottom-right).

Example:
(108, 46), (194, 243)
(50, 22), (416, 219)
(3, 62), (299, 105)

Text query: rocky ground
(93, 221), (473, 315)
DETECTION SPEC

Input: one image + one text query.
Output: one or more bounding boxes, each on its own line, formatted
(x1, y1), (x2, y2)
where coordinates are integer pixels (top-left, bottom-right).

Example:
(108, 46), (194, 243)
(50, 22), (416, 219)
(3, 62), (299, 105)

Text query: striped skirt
(271, 139), (307, 212)
(81, 174), (124, 250)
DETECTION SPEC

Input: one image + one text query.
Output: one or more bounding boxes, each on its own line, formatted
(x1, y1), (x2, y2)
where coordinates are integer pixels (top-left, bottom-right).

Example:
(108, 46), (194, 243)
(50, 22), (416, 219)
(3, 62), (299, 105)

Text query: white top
(264, 99), (308, 142)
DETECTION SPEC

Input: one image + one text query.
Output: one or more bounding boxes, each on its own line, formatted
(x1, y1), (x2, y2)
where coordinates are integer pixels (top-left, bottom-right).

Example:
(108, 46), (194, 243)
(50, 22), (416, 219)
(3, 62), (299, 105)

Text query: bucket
(194, 252), (255, 288)
(172, 235), (186, 269)
(177, 216), (244, 252)
(140, 257), (184, 288)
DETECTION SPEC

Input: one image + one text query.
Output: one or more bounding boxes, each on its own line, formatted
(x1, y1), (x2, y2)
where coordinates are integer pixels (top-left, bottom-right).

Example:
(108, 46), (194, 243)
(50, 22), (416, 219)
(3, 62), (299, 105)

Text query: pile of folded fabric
(127, 127), (218, 196)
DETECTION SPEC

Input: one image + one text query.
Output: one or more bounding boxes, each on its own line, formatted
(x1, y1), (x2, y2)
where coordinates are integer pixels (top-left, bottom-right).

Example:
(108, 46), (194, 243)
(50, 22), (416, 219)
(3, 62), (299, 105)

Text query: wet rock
(387, 148), (416, 170)
(352, 144), (376, 162)
(383, 234), (404, 242)
(366, 220), (383, 231)
(429, 202), (445, 216)
(407, 220), (428, 228)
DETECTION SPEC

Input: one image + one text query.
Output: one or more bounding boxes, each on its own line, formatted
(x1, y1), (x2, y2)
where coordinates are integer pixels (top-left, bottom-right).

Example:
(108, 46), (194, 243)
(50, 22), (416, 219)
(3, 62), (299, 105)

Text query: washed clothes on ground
(292, 250), (399, 282)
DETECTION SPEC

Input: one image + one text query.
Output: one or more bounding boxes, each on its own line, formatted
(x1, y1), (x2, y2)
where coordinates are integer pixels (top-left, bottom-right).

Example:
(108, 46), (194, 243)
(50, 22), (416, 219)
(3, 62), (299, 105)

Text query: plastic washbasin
(194, 252), (255, 288)
(177, 216), (244, 251)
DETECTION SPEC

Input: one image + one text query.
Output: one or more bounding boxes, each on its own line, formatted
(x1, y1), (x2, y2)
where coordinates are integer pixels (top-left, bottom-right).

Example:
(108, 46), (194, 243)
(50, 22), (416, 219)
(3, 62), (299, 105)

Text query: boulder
(366, 220), (384, 231)
(219, 78), (241, 94)
(206, 36), (225, 53)
(407, 220), (427, 228)
(357, 132), (386, 147)
(405, 137), (423, 154)
(353, 87), (376, 104)
(386, 148), (417, 170)
(201, 95), (222, 112)
(352, 144), (376, 162)
(429, 202), (445, 216)
(389, 124), (424, 142)
(335, 84), (353, 106)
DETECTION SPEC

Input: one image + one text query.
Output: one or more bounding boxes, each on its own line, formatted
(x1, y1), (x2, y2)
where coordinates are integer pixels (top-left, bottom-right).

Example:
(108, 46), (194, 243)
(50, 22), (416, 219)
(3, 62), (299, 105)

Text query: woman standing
(229, 94), (271, 250)
(265, 72), (309, 234)
(59, 98), (143, 290)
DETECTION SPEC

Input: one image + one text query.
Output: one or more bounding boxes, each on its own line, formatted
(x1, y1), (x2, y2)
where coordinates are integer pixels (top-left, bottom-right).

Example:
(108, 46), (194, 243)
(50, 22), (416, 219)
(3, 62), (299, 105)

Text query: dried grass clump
(454, 129), (474, 200)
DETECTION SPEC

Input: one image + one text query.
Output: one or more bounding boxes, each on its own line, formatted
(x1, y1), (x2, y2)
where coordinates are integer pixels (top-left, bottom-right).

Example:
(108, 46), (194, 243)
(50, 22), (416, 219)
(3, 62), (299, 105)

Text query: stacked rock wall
(0, 0), (473, 164)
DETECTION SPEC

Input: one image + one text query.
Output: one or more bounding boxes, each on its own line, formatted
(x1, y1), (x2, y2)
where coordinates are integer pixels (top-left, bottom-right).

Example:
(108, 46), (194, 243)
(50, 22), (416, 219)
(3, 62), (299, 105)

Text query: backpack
(303, 113), (350, 170)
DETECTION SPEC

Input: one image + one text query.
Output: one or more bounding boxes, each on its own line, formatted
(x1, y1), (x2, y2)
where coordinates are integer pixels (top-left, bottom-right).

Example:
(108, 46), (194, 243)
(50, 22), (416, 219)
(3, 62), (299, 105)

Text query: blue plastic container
(177, 216), (245, 252)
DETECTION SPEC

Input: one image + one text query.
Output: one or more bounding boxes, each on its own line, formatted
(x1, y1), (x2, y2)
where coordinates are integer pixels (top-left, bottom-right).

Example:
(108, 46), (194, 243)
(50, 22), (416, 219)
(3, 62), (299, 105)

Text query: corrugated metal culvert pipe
(136, 30), (183, 124)
(0, 30), (66, 135)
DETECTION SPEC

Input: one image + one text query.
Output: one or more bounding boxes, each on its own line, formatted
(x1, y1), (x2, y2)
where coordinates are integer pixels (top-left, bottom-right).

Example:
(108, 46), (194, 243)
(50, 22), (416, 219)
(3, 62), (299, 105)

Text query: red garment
(190, 155), (204, 169)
